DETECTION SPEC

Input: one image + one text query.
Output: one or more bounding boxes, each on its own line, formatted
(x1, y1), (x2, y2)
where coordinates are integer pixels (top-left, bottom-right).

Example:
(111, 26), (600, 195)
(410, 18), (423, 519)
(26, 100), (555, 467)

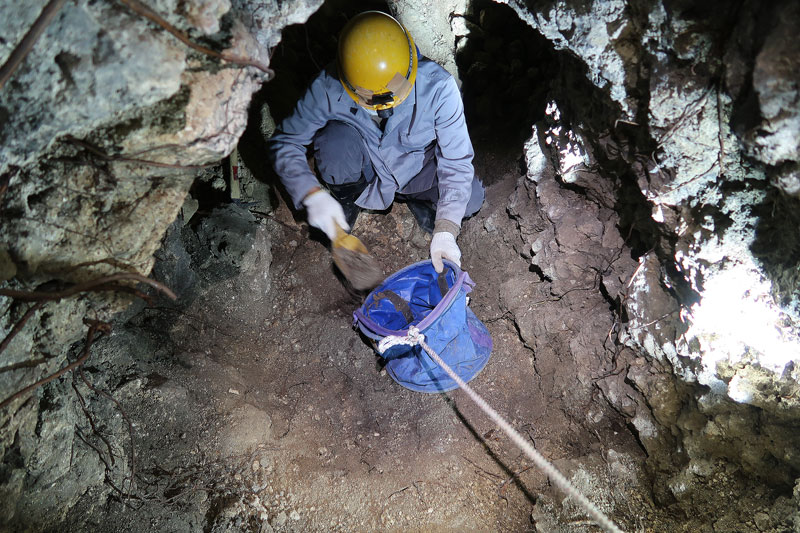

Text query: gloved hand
(430, 231), (461, 273)
(302, 189), (349, 241)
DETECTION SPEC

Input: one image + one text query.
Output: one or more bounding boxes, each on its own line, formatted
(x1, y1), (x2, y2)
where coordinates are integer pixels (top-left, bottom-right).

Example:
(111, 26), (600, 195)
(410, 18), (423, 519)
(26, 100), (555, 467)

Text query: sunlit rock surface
(506, 0), (800, 525)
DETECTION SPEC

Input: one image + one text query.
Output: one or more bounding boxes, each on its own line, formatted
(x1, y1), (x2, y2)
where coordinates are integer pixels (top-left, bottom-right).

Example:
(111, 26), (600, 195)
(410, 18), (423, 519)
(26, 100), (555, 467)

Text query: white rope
(378, 332), (419, 353)
(384, 327), (625, 533)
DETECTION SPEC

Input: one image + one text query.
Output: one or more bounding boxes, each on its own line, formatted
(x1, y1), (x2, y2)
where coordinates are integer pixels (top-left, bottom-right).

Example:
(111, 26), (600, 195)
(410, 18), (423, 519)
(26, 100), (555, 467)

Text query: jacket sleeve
(267, 72), (333, 209)
(432, 76), (475, 226)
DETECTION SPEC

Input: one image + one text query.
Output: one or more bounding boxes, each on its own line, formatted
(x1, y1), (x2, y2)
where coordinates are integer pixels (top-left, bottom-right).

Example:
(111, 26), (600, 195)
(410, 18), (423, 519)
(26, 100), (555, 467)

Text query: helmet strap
(385, 72), (411, 98)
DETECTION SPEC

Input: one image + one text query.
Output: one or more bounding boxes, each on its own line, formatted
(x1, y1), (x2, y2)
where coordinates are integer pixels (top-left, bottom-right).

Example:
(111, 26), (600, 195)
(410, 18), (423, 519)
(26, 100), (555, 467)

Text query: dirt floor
(57, 142), (653, 532)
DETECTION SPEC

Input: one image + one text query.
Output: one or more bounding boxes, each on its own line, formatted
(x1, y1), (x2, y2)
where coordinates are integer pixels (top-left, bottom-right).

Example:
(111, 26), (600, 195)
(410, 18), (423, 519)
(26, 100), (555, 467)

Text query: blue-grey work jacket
(268, 59), (475, 225)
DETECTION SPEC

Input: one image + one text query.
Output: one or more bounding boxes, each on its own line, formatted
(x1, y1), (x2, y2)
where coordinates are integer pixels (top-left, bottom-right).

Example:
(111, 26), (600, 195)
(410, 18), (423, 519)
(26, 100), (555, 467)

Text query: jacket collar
(333, 72), (417, 134)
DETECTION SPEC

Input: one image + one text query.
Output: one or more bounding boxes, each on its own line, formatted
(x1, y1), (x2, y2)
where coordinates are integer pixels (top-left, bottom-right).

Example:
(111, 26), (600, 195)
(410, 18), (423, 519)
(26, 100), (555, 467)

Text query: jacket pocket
(400, 128), (435, 150)
(397, 142), (437, 194)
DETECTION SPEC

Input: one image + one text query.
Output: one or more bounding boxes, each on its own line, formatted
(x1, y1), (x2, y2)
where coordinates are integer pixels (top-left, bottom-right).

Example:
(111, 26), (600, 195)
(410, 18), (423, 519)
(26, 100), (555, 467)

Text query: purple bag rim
(353, 260), (474, 338)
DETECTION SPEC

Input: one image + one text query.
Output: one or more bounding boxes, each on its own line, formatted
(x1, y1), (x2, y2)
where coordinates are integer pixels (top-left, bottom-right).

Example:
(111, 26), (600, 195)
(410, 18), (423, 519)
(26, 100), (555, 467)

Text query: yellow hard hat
(337, 11), (417, 117)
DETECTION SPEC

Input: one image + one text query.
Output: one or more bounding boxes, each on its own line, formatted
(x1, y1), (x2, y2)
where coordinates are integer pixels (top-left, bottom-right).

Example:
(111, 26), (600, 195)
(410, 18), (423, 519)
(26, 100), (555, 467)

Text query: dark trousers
(312, 120), (484, 218)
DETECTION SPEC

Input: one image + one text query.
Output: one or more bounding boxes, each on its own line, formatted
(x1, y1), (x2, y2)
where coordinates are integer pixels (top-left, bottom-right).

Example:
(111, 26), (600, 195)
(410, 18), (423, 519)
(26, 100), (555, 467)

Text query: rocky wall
(0, 0), (320, 529)
(504, 0), (800, 519)
(390, 0), (465, 82)
(2, 0), (800, 529)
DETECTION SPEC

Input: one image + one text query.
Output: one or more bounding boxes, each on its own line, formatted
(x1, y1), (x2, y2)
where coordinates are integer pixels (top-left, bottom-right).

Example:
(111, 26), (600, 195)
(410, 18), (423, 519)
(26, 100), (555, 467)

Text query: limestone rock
(0, 0), (310, 528)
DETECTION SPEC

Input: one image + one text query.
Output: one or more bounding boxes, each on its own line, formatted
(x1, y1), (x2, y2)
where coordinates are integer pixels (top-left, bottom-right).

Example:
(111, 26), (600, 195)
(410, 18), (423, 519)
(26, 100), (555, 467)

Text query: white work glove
(430, 231), (461, 273)
(302, 189), (349, 241)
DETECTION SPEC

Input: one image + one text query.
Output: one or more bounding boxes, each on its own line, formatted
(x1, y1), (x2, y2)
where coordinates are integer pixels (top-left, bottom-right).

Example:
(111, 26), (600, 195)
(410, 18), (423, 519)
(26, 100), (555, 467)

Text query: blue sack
(353, 260), (493, 393)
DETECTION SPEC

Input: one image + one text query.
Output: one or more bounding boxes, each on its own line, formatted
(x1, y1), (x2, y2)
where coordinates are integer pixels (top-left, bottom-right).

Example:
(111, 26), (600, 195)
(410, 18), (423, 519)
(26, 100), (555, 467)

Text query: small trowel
(331, 223), (384, 291)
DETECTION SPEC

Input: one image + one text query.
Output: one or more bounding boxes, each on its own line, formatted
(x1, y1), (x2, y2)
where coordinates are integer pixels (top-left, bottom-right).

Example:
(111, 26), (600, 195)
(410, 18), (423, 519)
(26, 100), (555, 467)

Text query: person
(268, 11), (484, 273)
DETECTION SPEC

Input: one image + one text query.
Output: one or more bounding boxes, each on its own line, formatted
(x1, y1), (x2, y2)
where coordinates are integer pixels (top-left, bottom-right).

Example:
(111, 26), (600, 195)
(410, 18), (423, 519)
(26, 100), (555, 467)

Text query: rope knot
(406, 326), (423, 342)
(377, 326), (425, 354)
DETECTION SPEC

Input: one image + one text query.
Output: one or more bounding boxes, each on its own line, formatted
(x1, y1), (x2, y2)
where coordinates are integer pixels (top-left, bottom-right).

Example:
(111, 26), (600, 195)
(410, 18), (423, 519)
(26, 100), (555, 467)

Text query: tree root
(0, 0), (67, 90)
(116, 0), (274, 81)
(0, 318), (111, 410)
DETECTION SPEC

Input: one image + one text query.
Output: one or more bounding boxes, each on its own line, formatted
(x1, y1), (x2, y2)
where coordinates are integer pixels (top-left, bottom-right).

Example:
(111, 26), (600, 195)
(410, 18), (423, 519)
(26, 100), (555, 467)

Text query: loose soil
(60, 146), (651, 533)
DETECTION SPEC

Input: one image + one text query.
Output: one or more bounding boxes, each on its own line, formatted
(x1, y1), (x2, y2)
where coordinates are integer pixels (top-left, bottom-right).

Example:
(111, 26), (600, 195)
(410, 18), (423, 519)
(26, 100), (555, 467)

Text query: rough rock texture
(505, 111), (637, 412)
(502, 0), (800, 526)
(2, 0), (800, 530)
(511, 0), (638, 117)
(730, 1), (800, 169)
(0, 0), (313, 529)
(392, 0), (465, 81)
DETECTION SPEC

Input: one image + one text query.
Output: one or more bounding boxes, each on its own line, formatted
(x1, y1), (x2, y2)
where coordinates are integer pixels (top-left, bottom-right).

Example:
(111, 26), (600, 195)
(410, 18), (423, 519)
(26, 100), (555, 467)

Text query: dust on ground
(59, 148), (652, 533)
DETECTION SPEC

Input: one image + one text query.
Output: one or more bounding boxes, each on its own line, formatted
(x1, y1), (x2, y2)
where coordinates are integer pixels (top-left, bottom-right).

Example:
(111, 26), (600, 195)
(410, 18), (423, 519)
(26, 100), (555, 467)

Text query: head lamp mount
(371, 92), (394, 106)
(371, 92), (395, 118)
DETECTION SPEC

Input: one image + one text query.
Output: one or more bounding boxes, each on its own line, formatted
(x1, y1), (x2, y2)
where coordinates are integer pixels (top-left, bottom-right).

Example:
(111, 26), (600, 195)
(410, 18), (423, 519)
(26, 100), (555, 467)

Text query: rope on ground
(384, 326), (625, 533)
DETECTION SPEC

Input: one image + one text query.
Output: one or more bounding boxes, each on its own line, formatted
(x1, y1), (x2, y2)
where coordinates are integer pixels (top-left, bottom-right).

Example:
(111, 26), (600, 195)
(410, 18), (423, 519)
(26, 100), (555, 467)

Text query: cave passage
(54, 1), (655, 530)
(2, 0), (799, 532)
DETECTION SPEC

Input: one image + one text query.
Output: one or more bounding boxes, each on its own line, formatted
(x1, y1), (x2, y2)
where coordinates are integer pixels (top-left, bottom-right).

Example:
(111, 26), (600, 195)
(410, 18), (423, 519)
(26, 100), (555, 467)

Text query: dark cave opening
(453, 0), (557, 156)
(751, 188), (800, 314)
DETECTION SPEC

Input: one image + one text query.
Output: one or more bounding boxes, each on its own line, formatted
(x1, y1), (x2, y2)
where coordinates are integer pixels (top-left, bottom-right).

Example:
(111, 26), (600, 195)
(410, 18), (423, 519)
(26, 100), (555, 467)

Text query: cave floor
(61, 147), (655, 532)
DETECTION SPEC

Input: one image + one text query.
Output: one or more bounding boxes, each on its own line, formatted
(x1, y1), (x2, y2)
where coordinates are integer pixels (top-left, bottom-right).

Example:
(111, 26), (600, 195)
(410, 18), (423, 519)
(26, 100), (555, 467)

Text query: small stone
(753, 512), (771, 530)
(273, 511), (287, 526)
(228, 388), (240, 395)
(483, 215), (496, 233)
(290, 510), (300, 521)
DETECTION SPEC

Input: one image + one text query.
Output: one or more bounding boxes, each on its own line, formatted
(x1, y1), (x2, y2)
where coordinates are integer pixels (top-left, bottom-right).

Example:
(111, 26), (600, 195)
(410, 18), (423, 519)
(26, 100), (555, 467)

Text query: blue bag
(353, 260), (493, 392)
